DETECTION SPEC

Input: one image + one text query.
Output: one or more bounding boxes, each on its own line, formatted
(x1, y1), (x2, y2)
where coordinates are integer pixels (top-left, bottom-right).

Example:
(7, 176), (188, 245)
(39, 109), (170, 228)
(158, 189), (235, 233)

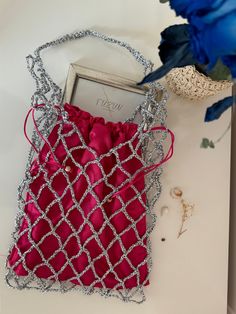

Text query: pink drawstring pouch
(6, 30), (174, 303)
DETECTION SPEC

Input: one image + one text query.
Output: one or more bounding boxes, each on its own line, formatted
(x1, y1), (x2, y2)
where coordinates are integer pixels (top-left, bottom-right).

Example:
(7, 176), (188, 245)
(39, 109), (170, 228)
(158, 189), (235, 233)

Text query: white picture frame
(62, 63), (161, 123)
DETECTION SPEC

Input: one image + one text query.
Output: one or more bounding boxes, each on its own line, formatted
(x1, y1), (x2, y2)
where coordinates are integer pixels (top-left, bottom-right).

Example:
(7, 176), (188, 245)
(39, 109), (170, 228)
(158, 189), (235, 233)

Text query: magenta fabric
(8, 104), (149, 289)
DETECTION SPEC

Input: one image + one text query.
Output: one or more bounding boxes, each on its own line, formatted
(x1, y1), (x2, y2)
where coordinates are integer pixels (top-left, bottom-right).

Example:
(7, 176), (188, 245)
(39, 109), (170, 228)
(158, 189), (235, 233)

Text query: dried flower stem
(170, 187), (194, 239)
(177, 199), (194, 239)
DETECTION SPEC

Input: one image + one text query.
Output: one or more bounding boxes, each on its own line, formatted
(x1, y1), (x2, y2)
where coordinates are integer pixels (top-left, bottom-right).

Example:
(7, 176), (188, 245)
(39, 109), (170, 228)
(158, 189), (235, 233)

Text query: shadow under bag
(6, 30), (174, 303)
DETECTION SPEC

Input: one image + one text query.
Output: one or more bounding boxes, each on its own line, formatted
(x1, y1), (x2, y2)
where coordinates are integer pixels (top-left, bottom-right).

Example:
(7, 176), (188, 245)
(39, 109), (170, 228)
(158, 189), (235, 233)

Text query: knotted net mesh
(6, 30), (169, 303)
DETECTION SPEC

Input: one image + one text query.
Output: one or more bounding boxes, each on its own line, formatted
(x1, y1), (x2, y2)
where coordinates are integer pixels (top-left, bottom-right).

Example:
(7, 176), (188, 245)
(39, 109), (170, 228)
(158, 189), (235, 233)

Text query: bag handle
(26, 29), (154, 107)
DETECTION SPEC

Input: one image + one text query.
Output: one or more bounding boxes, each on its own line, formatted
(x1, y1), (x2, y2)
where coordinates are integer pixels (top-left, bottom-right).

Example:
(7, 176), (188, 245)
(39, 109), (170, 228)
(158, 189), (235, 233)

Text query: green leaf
(200, 138), (215, 149)
(201, 138), (210, 149)
(197, 60), (232, 81)
(208, 140), (215, 148)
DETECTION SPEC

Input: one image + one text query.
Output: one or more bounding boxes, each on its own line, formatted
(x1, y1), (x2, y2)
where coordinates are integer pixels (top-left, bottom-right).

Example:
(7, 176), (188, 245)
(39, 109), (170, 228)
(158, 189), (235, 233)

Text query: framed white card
(63, 63), (162, 123)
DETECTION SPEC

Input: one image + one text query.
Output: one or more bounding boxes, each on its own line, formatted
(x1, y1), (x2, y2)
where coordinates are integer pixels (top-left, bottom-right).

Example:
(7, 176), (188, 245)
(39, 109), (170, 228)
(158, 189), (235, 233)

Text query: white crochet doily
(166, 66), (232, 100)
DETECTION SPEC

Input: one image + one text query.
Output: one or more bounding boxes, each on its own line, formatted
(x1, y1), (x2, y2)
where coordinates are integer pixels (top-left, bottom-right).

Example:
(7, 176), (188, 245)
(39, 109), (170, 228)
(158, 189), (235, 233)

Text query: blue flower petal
(204, 96), (233, 122)
(138, 60), (176, 85)
(159, 24), (191, 64)
(138, 43), (195, 84)
(138, 25), (196, 85)
(160, 24), (190, 45)
(169, 0), (221, 19)
(202, 0), (236, 24)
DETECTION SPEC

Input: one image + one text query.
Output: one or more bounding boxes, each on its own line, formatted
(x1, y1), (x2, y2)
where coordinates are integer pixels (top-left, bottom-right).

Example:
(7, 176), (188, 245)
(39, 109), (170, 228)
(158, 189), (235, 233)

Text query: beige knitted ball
(165, 65), (232, 100)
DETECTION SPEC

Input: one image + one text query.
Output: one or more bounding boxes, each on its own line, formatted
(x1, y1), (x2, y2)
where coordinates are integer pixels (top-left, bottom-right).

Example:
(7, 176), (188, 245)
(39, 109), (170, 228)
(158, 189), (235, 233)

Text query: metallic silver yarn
(6, 30), (168, 303)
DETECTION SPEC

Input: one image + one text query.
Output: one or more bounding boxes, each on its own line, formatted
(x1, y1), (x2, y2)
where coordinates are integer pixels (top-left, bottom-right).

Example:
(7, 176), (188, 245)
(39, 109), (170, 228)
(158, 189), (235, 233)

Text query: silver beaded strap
(26, 29), (154, 108)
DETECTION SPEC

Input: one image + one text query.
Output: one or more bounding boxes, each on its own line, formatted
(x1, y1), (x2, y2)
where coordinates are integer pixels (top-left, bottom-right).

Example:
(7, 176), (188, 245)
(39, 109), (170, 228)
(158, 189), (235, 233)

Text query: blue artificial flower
(138, 24), (196, 84)
(139, 0), (236, 122)
(190, 12), (236, 73)
(170, 0), (236, 77)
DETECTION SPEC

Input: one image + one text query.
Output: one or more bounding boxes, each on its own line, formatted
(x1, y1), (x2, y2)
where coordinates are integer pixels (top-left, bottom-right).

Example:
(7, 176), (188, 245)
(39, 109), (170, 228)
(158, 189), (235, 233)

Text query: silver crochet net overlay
(6, 30), (168, 303)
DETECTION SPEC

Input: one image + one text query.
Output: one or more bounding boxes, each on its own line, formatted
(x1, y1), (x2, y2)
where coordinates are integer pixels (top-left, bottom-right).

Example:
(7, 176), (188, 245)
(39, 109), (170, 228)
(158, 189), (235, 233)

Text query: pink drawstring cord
(112, 126), (175, 198)
(24, 104), (61, 166)
(24, 104), (47, 153)
(24, 105), (174, 196)
(24, 107), (40, 153)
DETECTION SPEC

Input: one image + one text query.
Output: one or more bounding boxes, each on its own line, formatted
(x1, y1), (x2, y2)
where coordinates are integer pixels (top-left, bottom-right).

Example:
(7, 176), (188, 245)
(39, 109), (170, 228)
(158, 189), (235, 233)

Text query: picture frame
(62, 63), (162, 124)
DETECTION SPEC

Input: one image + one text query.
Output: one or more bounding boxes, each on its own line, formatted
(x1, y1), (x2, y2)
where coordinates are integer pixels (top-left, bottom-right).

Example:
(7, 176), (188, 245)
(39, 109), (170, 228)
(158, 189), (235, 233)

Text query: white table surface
(0, 1), (231, 313)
